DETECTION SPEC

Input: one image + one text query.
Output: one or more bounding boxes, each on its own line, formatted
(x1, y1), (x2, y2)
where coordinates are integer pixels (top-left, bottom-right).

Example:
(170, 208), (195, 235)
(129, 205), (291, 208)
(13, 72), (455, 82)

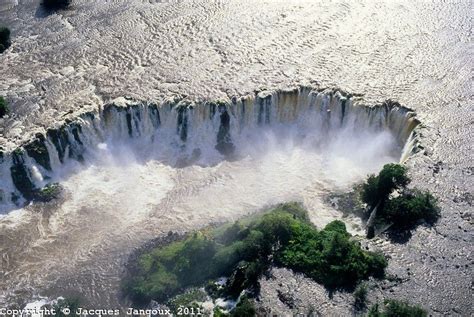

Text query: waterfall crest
(0, 86), (420, 211)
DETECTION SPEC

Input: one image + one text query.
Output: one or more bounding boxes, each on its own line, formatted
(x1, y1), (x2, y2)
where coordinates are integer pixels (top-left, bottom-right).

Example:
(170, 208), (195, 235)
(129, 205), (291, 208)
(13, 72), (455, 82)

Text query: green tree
(175, 232), (217, 285)
(0, 27), (10, 53)
(361, 174), (380, 209)
(362, 164), (410, 210)
(377, 164), (410, 199)
(354, 283), (368, 310)
(230, 296), (256, 317)
(278, 219), (387, 288)
(368, 299), (427, 317)
(362, 164), (440, 236)
(124, 203), (388, 304)
(383, 190), (440, 230)
(0, 97), (8, 118)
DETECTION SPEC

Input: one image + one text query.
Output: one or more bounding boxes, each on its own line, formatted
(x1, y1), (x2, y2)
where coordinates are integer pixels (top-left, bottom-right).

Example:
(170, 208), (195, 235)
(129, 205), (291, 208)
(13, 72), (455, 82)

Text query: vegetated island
(122, 202), (387, 316)
(360, 163), (440, 240)
(120, 163), (437, 316)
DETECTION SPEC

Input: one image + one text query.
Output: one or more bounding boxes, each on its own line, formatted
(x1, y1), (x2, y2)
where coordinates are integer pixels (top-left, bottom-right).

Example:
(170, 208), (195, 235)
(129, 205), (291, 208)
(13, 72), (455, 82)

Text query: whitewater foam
(0, 86), (419, 307)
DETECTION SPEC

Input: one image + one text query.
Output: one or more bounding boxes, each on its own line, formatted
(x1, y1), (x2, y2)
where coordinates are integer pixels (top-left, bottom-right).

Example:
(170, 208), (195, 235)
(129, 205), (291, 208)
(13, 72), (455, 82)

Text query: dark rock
(70, 123), (83, 145)
(216, 107), (235, 156)
(148, 105), (161, 128)
(24, 134), (51, 171)
(176, 106), (188, 142)
(366, 225), (375, 239)
(32, 183), (63, 202)
(126, 112), (133, 136)
(47, 127), (69, 163)
(277, 290), (295, 309)
(225, 263), (247, 298)
(10, 161), (36, 201)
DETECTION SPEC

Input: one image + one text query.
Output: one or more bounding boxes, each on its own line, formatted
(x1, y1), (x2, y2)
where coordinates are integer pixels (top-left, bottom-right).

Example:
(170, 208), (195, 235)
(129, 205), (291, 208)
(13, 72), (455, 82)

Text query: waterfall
(0, 86), (420, 212)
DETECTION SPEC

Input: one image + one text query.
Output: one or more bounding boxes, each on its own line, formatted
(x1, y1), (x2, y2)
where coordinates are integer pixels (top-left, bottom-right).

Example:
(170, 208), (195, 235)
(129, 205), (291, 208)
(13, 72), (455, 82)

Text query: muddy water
(0, 0), (472, 314)
(1, 119), (399, 307)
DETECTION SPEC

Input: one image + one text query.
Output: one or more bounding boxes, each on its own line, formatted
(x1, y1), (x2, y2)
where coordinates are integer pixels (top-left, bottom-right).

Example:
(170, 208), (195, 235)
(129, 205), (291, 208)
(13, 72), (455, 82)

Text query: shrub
(43, 0), (71, 10)
(383, 190), (440, 230)
(354, 283), (368, 310)
(368, 299), (427, 317)
(362, 164), (410, 208)
(167, 289), (206, 316)
(277, 219), (387, 288)
(0, 27), (10, 53)
(230, 296), (256, 317)
(0, 96), (9, 118)
(362, 164), (440, 233)
(218, 222), (245, 245)
(126, 232), (217, 302)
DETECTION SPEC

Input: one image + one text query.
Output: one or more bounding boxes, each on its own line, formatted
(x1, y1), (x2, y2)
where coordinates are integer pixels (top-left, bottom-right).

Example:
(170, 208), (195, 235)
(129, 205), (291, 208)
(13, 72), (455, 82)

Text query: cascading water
(0, 86), (418, 212)
(0, 86), (420, 307)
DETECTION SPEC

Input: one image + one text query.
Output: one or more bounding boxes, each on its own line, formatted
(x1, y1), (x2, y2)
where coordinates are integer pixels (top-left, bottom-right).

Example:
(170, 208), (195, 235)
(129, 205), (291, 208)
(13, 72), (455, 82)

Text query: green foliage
(383, 190), (440, 230)
(125, 232), (216, 302)
(124, 202), (387, 304)
(213, 307), (230, 317)
(230, 296), (256, 317)
(217, 222), (245, 245)
(377, 164), (410, 199)
(362, 164), (410, 208)
(33, 183), (63, 202)
(167, 288), (206, 316)
(0, 27), (10, 53)
(354, 283), (368, 310)
(274, 201), (311, 221)
(278, 220), (387, 288)
(367, 299), (427, 317)
(361, 174), (380, 209)
(362, 164), (440, 232)
(368, 303), (382, 317)
(0, 96), (8, 118)
(43, 0), (71, 10)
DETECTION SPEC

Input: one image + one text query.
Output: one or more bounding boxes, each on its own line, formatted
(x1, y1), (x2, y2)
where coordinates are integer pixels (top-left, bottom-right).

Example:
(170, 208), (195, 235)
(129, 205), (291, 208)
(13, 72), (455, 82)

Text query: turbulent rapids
(1, 0), (471, 313)
(0, 86), (420, 307)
